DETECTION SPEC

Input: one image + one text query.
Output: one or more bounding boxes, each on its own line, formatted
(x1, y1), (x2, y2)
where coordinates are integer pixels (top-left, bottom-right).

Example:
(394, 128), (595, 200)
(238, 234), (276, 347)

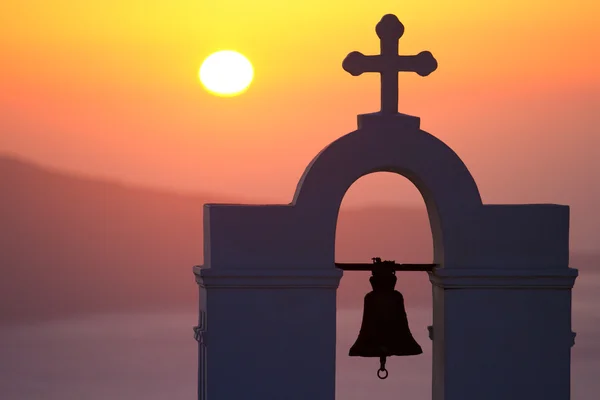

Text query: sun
(199, 50), (254, 97)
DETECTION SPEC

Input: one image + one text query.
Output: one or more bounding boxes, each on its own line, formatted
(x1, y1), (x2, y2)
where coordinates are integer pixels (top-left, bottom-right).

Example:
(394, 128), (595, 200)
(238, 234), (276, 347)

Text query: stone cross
(343, 14), (438, 115)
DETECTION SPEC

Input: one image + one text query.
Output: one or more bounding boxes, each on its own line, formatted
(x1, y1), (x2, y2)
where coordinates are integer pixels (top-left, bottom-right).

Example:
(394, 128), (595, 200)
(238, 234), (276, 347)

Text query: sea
(1, 274), (599, 399)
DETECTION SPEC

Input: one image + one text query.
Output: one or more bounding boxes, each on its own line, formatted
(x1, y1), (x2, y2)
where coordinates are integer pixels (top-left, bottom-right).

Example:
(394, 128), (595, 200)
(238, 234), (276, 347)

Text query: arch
(334, 172), (433, 263)
(292, 127), (482, 266)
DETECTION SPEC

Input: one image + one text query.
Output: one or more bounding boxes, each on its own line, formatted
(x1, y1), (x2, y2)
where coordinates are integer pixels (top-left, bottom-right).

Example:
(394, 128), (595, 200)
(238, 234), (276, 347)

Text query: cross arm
(343, 51), (438, 77)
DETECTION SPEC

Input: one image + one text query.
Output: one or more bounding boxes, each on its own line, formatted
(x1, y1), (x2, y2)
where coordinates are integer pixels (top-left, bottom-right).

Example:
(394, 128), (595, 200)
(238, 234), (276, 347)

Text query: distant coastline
(0, 155), (596, 323)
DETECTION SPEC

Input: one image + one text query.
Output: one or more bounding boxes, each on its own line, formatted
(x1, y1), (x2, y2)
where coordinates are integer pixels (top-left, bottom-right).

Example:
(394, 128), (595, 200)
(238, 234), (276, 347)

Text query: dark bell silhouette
(349, 258), (423, 379)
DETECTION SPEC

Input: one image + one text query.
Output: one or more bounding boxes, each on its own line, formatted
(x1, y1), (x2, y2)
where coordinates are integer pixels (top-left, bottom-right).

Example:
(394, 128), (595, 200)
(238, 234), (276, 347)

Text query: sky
(1, 0), (599, 249)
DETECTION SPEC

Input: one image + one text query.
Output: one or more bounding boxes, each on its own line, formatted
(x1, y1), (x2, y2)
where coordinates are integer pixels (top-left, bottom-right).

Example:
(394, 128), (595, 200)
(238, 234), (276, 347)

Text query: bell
(349, 258), (423, 379)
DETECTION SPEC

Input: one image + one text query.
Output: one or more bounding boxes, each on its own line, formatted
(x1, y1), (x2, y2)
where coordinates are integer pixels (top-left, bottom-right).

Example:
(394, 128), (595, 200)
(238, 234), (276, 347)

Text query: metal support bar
(335, 262), (436, 272)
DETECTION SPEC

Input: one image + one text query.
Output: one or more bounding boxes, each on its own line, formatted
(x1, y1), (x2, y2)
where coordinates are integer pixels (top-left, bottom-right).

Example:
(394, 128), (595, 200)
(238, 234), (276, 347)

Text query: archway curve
(292, 127), (482, 265)
(334, 171), (433, 263)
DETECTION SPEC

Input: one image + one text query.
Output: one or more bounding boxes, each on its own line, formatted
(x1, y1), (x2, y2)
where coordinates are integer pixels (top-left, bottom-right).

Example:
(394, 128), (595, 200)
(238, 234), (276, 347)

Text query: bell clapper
(377, 356), (388, 379)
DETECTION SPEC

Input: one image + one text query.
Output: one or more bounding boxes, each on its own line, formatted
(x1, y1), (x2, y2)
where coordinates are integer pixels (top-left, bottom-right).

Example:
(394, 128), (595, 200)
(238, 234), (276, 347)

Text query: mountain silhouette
(0, 155), (595, 322)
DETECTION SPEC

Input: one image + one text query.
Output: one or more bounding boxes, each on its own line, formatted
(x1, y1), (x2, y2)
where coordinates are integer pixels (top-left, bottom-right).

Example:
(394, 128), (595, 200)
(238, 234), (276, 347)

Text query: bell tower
(194, 13), (577, 400)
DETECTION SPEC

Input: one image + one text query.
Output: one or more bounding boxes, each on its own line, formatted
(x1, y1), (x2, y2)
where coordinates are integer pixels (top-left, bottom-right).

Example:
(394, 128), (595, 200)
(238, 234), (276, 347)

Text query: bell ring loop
(377, 368), (388, 379)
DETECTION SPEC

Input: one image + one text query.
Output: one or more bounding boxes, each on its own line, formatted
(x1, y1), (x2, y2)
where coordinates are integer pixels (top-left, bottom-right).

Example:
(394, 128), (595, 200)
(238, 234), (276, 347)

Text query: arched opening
(335, 172), (433, 400)
(292, 126), (482, 268)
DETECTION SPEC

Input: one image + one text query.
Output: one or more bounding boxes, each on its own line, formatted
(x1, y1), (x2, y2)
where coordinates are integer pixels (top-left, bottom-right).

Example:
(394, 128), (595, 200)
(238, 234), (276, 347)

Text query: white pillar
(430, 268), (578, 400)
(195, 266), (343, 400)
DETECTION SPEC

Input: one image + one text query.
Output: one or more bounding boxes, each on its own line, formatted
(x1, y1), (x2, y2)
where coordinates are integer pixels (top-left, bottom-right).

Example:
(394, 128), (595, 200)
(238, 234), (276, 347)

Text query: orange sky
(1, 1), (599, 250)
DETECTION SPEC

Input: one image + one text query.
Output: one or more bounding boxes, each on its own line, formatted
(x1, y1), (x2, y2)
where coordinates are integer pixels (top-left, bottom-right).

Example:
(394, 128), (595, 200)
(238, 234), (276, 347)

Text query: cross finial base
(357, 112), (420, 131)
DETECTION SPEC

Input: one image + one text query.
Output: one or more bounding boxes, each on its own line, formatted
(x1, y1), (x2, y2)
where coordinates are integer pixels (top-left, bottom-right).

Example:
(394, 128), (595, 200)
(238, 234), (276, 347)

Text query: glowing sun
(199, 50), (254, 97)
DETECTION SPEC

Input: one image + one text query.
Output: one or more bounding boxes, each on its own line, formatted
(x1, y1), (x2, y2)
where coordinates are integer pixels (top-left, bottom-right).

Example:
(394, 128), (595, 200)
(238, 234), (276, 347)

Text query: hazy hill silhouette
(0, 155), (595, 322)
